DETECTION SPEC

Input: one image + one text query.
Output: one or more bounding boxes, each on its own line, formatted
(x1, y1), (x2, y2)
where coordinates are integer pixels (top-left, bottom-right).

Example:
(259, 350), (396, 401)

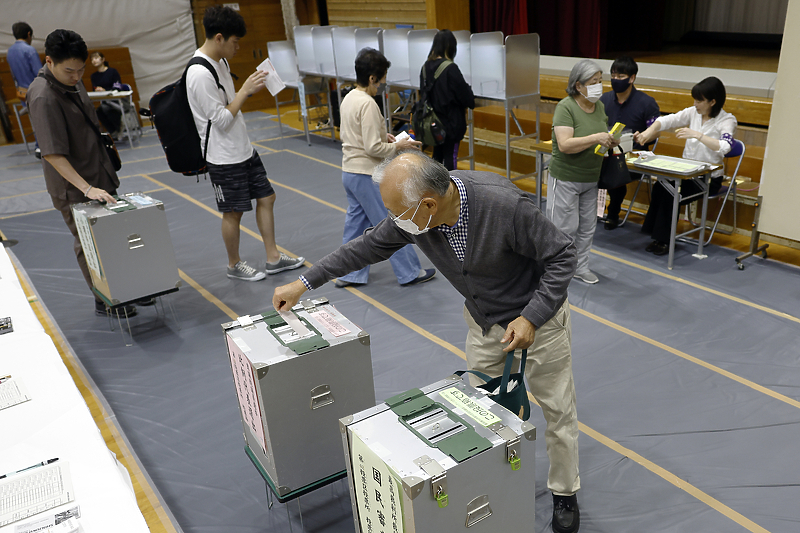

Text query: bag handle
(420, 59), (453, 104)
(455, 349), (528, 389)
(499, 349), (527, 395)
(68, 93), (116, 170)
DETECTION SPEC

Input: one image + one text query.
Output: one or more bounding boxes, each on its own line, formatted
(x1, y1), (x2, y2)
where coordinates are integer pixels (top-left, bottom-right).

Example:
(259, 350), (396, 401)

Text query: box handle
(310, 384), (334, 409)
(465, 495), (493, 527)
(128, 234), (144, 250)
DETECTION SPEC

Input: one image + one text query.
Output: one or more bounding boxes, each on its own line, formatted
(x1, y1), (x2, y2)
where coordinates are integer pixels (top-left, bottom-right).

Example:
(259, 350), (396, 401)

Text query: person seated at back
(634, 77), (736, 255)
(598, 56), (660, 230)
(7, 22), (42, 98)
(7, 21), (43, 157)
(89, 51), (124, 137)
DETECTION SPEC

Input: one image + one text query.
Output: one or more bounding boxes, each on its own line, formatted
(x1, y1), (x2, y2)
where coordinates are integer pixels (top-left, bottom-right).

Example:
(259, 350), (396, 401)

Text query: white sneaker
(574, 270), (599, 284)
(265, 253), (305, 274)
(227, 261), (266, 281)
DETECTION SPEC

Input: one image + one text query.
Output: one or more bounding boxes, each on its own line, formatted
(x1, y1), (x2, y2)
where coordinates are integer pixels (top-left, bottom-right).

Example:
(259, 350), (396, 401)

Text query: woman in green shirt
(547, 59), (618, 285)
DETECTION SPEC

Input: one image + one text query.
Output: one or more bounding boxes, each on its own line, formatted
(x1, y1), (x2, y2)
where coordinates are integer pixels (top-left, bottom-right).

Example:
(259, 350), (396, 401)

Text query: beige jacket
(340, 88), (396, 175)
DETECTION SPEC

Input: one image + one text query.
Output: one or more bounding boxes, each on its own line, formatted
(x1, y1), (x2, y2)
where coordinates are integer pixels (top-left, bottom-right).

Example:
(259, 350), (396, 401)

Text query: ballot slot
(405, 406), (468, 444)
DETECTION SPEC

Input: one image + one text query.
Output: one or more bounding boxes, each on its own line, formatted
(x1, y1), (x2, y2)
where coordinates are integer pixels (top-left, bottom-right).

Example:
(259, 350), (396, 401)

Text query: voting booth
(471, 32), (541, 181)
(71, 192), (180, 307)
(222, 298), (376, 501)
(341, 375), (536, 532)
(355, 27), (383, 54)
(281, 25), (336, 145)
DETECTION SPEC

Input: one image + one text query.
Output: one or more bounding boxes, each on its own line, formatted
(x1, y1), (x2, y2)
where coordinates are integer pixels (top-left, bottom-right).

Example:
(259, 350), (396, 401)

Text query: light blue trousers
(338, 171), (421, 284)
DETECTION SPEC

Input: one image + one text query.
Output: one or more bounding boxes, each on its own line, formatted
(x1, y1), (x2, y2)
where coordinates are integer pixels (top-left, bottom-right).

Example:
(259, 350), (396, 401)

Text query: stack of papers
(257, 58), (286, 96)
(0, 377), (31, 410)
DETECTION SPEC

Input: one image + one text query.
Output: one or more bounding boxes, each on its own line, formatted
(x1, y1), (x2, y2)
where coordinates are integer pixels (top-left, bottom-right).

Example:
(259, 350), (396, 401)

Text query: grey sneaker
(227, 261), (266, 281)
(265, 253), (305, 274)
(574, 270), (599, 284)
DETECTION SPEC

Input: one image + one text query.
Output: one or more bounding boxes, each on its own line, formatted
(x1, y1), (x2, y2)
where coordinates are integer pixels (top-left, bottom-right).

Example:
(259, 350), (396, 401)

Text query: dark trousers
(642, 177), (722, 243)
(433, 139), (460, 171)
(606, 183), (627, 221)
(51, 188), (116, 302)
(96, 102), (122, 134)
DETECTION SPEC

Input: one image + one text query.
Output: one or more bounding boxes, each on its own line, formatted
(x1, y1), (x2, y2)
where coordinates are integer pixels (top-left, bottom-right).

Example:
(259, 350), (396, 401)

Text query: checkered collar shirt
(436, 176), (469, 262)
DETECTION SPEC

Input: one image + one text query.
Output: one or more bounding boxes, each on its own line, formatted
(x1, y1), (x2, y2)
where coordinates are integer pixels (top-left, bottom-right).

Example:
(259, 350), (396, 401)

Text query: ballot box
(72, 192), (180, 306)
(222, 298), (376, 500)
(340, 375), (536, 532)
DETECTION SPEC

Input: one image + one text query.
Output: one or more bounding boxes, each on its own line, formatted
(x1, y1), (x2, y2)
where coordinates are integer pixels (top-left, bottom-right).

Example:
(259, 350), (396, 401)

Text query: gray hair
(566, 59), (602, 96)
(373, 150), (451, 207)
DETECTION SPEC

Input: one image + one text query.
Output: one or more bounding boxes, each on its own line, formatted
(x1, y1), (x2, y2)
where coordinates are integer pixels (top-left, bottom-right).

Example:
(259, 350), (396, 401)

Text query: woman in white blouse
(634, 76), (736, 255)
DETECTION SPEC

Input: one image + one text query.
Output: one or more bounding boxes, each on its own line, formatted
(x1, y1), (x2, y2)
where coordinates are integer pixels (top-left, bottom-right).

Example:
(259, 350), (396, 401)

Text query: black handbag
(71, 94), (122, 171)
(456, 349), (531, 421)
(597, 147), (631, 190)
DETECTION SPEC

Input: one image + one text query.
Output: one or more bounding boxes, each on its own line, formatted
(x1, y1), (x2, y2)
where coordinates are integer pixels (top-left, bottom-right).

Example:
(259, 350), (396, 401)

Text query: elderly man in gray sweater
(274, 151), (581, 533)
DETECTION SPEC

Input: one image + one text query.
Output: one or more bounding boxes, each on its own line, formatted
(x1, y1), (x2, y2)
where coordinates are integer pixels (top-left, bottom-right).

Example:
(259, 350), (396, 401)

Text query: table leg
(119, 103), (133, 145)
(693, 173), (710, 260)
(536, 151), (543, 210)
(668, 177), (680, 270)
(505, 103), (511, 181)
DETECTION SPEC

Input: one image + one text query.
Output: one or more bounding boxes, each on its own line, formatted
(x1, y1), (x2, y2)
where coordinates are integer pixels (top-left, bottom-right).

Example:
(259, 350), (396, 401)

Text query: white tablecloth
(0, 248), (149, 532)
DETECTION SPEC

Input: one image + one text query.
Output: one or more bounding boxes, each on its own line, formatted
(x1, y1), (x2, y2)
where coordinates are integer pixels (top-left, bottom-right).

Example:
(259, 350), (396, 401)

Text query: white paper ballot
(257, 58), (286, 96)
(278, 311), (313, 339)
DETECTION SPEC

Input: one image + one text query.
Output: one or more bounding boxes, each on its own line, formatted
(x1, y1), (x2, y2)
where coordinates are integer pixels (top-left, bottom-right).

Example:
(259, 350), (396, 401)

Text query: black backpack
(149, 57), (228, 176)
(411, 60), (452, 147)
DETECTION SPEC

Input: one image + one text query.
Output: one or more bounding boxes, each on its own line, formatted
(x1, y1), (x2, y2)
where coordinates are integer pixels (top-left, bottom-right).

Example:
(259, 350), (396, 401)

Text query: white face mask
(391, 199), (432, 235)
(582, 82), (603, 103)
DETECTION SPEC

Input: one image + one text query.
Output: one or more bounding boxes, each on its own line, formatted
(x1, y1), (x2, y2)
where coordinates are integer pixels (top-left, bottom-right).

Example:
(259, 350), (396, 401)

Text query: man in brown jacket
(27, 29), (136, 316)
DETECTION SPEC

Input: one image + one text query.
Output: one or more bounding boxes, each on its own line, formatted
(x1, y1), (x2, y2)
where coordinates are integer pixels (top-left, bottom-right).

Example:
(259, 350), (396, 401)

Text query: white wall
(759, 0), (800, 240)
(0, 0), (197, 108)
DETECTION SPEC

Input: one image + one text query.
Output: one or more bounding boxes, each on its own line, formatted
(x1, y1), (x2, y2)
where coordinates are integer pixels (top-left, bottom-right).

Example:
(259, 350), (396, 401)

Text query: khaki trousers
(463, 299), (580, 495)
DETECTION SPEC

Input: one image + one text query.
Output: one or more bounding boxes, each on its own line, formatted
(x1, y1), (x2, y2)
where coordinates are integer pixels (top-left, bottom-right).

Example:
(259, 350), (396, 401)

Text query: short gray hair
(373, 150), (451, 207)
(566, 59), (602, 96)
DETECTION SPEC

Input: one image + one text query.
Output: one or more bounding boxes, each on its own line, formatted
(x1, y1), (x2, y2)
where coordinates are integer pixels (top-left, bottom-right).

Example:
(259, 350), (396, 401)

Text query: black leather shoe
(645, 240), (659, 253)
(652, 242), (670, 256)
(553, 494), (580, 533)
(604, 217), (620, 230)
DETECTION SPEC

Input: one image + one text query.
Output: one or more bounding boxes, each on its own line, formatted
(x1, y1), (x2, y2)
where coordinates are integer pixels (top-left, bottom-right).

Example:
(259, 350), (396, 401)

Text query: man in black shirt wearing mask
(598, 57), (660, 230)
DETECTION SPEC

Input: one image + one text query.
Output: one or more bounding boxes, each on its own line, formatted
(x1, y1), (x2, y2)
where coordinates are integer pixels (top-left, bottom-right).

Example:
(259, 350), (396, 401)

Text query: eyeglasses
(388, 198), (427, 222)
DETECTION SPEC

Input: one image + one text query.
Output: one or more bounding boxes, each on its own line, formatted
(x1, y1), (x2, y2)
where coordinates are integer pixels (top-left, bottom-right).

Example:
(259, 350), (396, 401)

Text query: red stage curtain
(528, 0), (607, 57)
(474, 0), (529, 36)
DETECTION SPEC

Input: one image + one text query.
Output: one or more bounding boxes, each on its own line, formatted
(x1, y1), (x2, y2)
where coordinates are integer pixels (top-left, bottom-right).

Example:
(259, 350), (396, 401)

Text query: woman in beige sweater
(334, 48), (435, 288)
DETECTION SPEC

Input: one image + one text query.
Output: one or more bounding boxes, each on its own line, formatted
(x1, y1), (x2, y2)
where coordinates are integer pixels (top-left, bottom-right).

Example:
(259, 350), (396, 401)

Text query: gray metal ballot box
(341, 375), (536, 532)
(222, 298), (376, 500)
(71, 192), (180, 305)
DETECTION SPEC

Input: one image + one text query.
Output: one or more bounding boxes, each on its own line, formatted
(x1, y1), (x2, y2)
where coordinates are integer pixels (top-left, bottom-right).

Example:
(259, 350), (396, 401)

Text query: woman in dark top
(89, 51), (123, 136)
(419, 30), (475, 171)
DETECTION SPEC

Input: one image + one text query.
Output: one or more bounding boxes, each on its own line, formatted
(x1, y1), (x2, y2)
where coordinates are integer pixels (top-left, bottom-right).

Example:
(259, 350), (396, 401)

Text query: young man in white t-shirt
(186, 5), (303, 281)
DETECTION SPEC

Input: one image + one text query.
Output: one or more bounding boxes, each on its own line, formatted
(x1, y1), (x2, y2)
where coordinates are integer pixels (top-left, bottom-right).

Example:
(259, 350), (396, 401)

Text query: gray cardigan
(303, 170), (577, 332)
